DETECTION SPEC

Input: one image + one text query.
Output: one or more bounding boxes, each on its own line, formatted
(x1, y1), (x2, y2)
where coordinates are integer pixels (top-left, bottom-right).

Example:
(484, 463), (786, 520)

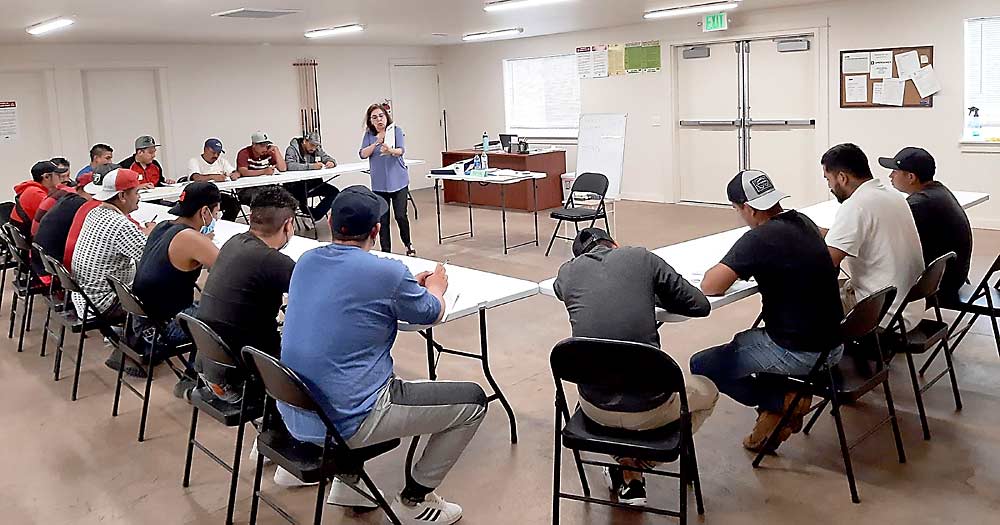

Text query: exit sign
(704, 12), (728, 32)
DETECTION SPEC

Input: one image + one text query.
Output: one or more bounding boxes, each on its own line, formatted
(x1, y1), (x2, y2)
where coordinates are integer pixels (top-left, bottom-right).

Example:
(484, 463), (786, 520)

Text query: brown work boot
(743, 410), (793, 453)
(784, 392), (813, 434)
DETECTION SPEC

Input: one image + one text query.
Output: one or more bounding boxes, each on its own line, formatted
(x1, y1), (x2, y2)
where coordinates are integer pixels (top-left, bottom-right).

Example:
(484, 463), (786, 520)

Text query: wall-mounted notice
(869, 50), (894, 79)
(577, 46), (594, 79)
(608, 43), (625, 75)
(842, 52), (870, 74)
(624, 41), (661, 73)
(592, 44), (609, 77)
(844, 75), (869, 103)
(0, 101), (17, 144)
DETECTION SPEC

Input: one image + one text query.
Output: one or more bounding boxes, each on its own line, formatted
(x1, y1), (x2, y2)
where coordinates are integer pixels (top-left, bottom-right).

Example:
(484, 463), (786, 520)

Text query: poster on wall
(641, 40), (661, 73)
(624, 41), (661, 73)
(608, 43), (625, 75)
(592, 44), (609, 78)
(576, 46), (594, 78)
(0, 101), (17, 144)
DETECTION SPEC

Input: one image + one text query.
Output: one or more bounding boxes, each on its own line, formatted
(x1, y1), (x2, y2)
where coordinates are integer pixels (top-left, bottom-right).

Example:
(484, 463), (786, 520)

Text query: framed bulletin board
(839, 45), (934, 108)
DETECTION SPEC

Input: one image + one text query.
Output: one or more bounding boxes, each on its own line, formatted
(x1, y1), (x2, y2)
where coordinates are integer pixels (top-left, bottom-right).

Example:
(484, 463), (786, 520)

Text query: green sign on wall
(704, 12), (728, 32)
(624, 41), (661, 73)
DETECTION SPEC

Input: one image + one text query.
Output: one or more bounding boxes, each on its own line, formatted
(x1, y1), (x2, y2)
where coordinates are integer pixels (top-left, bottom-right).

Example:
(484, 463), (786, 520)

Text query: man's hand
(324, 160), (336, 168)
(164, 178), (177, 185)
(311, 162), (324, 170)
(264, 166), (276, 175)
(141, 221), (156, 235)
(138, 182), (155, 190)
(415, 271), (432, 286)
(229, 171), (241, 180)
(424, 263), (448, 294)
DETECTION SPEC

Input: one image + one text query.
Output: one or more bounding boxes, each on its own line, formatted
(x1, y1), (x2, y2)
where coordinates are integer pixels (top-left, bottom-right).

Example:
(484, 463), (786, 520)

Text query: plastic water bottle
(481, 131), (489, 170)
(968, 107), (982, 138)
(473, 154), (482, 171)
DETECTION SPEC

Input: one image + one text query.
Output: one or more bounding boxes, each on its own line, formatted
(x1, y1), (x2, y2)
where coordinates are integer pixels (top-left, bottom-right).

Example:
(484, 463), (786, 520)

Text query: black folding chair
(881, 252), (961, 441)
(920, 251), (1000, 375)
(106, 276), (193, 442)
(47, 256), (120, 400)
(544, 173), (610, 256)
(33, 243), (65, 358)
(752, 287), (905, 504)
(2, 223), (48, 353)
(0, 201), (19, 308)
(176, 314), (264, 525)
(241, 346), (401, 525)
(550, 337), (704, 524)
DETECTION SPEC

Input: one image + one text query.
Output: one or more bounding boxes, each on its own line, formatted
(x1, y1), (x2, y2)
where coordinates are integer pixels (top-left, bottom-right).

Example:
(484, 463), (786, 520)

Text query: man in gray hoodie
(284, 132), (340, 220)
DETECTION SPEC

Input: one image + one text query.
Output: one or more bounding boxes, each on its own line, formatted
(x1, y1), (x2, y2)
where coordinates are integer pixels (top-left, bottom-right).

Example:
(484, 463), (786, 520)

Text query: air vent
(212, 8), (301, 19)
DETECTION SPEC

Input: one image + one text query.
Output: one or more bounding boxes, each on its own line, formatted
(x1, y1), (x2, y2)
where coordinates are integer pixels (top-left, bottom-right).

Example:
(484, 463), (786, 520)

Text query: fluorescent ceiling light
(483, 0), (572, 12)
(462, 27), (524, 41)
(644, 1), (739, 19)
(304, 24), (364, 39)
(26, 17), (74, 36)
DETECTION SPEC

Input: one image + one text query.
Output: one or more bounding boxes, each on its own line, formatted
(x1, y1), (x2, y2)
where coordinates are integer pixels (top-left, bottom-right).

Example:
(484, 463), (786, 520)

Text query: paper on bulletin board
(881, 78), (905, 106)
(869, 50), (894, 79)
(576, 46), (593, 79)
(845, 75), (869, 103)
(0, 101), (17, 144)
(894, 50), (921, 80)
(607, 43), (625, 75)
(592, 44), (609, 78)
(842, 52), (870, 74)
(912, 64), (941, 98)
(871, 82), (885, 105)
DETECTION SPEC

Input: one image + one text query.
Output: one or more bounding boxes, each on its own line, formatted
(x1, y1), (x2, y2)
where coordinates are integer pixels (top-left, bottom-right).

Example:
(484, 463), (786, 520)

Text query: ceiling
(4, 0), (827, 47)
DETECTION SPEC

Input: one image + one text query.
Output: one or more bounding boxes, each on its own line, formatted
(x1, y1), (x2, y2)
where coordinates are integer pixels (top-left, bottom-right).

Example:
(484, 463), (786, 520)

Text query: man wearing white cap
(691, 169), (844, 453)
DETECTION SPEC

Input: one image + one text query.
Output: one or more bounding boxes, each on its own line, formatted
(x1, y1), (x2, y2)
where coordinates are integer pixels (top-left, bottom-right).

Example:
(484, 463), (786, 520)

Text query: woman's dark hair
(249, 186), (299, 235)
(820, 143), (873, 180)
(364, 103), (392, 135)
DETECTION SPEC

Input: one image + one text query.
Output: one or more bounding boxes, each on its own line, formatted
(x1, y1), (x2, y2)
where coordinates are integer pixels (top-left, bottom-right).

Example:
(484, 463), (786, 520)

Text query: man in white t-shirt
(187, 138), (240, 220)
(821, 143), (925, 331)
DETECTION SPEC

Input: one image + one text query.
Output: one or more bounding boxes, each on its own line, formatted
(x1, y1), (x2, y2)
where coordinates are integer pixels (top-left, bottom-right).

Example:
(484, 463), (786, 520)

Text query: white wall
(439, 0), (1000, 227)
(0, 42), (440, 197)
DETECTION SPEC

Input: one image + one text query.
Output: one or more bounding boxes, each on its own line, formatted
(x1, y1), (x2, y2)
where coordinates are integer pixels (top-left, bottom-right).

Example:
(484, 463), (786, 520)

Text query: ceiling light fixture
(643, 1), (739, 20)
(304, 24), (365, 39)
(483, 0), (572, 12)
(26, 17), (75, 36)
(462, 27), (524, 41)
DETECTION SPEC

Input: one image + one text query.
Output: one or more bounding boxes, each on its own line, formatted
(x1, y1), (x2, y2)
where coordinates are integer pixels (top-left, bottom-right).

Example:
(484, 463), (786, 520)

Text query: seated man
(235, 131), (286, 205)
(691, 170), (844, 453)
(197, 186), (298, 402)
(284, 132), (340, 220)
(553, 227), (717, 506)
(31, 158), (76, 237)
(119, 135), (175, 189)
(31, 173), (94, 281)
(186, 138), (241, 221)
(77, 143), (114, 183)
(71, 168), (155, 374)
(280, 186), (482, 524)
(11, 160), (67, 237)
(822, 143), (925, 331)
(133, 182), (221, 398)
(64, 164), (119, 271)
(884, 147), (973, 305)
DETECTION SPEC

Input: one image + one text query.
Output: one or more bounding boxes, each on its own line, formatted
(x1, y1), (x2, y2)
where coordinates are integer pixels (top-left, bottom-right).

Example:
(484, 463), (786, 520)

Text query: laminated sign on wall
(0, 101), (17, 144)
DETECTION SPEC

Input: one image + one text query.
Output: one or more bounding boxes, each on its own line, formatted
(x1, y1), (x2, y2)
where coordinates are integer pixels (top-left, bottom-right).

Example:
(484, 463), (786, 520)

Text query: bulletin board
(839, 45), (935, 108)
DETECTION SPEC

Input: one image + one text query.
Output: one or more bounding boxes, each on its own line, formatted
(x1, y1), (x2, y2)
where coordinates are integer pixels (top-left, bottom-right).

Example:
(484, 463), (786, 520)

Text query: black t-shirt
(721, 210), (843, 352)
(907, 182), (973, 301)
(32, 193), (87, 277)
(197, 232), (295, 357)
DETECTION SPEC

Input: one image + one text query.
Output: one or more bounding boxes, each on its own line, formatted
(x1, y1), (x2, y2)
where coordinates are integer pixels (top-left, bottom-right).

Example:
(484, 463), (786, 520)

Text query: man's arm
(284, 144), (310, 171)
(394, 263), (448, 325)
(318, 148), (336, 167)
(828, 246), (849, 268)
(701, 263), (739, 297)
(650, 253), (710, 317)
(171, 229), (220, 270)
(271, 146), (287, 172)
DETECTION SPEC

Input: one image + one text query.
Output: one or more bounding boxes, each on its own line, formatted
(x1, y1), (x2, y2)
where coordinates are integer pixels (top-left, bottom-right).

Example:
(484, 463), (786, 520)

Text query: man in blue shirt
(279, 185), (485, 525)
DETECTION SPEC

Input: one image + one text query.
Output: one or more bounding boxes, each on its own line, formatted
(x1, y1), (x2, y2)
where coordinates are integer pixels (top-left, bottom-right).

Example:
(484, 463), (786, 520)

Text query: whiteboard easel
(576, 113), (627, 200)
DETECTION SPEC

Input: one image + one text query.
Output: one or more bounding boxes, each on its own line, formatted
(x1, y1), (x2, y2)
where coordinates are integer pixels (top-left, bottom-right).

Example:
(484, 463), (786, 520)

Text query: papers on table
(842, 52), (871, 74)
(845, 75), (869, 103)
(894, 50), (921, 80)
(870, 50), (894, 79)
(912, 65), (942, 98)
(880, 78), (906, 106)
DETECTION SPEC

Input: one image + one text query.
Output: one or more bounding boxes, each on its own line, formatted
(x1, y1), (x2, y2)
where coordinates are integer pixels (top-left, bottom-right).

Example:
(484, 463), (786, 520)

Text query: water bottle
(473, 154), (482, 171)
(481, 131), (489, 170)
(968, 107), (982, 138)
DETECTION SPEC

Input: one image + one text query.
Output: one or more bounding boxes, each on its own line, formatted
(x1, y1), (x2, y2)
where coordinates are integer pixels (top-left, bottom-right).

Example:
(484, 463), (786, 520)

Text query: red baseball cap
(87, 168), (141, 201)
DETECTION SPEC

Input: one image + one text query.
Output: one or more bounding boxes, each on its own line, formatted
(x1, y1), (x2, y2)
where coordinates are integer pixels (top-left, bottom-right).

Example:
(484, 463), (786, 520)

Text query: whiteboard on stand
(576, 113), (627, 200)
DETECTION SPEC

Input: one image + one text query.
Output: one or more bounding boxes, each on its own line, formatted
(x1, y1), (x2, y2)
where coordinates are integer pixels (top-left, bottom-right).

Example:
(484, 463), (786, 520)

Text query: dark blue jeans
(690, 329), (842, 412)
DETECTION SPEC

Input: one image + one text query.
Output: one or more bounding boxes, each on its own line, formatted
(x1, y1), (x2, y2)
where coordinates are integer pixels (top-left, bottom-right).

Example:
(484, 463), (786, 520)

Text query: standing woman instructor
(360, 103), (415, 256)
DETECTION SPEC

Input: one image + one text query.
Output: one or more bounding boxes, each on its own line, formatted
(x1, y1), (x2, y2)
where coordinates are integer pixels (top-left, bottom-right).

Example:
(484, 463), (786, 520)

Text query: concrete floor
(3, 187), (1000, 524)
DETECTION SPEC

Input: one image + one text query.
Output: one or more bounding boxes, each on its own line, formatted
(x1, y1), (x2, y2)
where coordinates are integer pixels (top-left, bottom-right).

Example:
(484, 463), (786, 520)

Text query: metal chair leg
(831, 399), (861, 504)
(70, 329), (86, 401)
(882, 379), (906, 463)
(138, 358), (155, 442)
(16, 294), (29, 352)
(940, 338), (963, 410)
(248, 445), (265, 525)
(112, 350), (126, 416)
(552, 406), (562, 525)
(312, 477), (327, 525)
(26, 292), (34, 331)
(360, 471), (402, 525)
(8, 289), (17, 338)
(544, 220), (562, 256)
(905, 353), (931, 440)
(182, 407), (199, 487)
(40, 300), (52, 357)
(226, 421), (247, 525)
(688, 440), (705, 515)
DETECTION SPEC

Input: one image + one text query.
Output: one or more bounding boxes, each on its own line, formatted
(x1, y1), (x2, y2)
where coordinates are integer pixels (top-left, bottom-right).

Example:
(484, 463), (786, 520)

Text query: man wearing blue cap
(187, 138), (240, 220)
(279, 186), (482, 524)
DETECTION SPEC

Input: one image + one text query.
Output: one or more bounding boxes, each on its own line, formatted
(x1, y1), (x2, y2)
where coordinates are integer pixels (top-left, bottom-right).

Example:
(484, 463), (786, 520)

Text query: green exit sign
(704, 12), (728, 32)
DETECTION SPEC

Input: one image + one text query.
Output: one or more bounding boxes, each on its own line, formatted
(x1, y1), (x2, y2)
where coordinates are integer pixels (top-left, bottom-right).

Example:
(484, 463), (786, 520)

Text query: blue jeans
(690, 329), (843, 413)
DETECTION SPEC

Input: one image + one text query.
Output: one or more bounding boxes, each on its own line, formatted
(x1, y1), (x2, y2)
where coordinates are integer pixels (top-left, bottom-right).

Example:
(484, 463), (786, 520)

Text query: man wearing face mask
(132, 182), (221, 398)
(195, 186), (298, 403)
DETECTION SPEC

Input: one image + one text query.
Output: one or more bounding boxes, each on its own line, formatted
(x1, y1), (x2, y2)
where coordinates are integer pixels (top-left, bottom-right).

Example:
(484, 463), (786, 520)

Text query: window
(965, 17), (1000, 140)
(503, 54), (581, 138)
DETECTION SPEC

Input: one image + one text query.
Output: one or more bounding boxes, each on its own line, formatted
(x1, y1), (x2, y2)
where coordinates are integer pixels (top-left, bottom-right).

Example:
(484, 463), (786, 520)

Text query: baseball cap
(78, 162), (120, 188)
(878, 147), (935, 180)
(204, 138), (225, 153)
(86, 168), (141, 201)
(251, 131), (272, 145)
(135, 135), (160, 150)
(31, 160), (67, 179)
(168, 181), (222, 216)
(330, 185), (389, 237)
(726, 169), (788, 211)
(303, 131), (322, 146)
(572, 227), (615, 257)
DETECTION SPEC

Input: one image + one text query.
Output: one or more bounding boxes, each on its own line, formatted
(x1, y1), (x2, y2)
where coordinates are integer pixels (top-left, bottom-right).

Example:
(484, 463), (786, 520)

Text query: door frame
(388, 58), (446, 154)
(666, 26), (830, 205)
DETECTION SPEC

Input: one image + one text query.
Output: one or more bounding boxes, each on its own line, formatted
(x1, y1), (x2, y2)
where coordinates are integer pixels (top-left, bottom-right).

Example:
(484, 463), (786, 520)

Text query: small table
(428, 168), (546, 255)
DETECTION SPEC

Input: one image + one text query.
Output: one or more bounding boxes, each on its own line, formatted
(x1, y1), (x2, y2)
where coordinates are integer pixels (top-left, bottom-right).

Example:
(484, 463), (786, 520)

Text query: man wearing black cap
(132, 181), (221, 398)
(553, 227), (715, 506)
(187, 138), (241, 221)
(691, 169), (844, 453)
(284, 131), (340, 220)
(10, 160), (69, 236)
(279, 186), (481, 523)
(884, 147), (973, 304)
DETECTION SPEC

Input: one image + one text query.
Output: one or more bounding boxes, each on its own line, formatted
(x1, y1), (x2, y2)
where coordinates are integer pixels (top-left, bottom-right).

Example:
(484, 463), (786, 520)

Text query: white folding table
(132, 202), (537, 442)
(427, 168), (546, 254)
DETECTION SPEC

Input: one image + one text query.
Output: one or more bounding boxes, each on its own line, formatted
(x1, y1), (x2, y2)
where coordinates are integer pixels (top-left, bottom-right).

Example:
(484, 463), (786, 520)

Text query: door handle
(746, 119), (815, 126)
(679, 120), (739, 126)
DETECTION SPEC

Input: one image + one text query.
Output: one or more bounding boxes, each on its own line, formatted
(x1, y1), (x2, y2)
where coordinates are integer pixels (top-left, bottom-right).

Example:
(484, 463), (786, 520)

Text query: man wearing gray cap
(235, 131), (287, 205)
(284, 131), (341, 220)
(119, 135), (175, 189)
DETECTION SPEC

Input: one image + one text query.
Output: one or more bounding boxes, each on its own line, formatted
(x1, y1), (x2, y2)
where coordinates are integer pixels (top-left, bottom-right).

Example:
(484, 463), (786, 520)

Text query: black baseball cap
(331, 185), (388, 237)
(168, 181), (222, 217)
(31, 160), (68, 179)
(572, 227), (615, 257)
(878, 147), (935, 181)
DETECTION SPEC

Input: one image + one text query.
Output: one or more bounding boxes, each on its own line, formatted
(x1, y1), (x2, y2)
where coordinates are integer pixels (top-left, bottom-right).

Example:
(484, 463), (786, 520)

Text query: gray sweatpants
(346, 377), (487, 488)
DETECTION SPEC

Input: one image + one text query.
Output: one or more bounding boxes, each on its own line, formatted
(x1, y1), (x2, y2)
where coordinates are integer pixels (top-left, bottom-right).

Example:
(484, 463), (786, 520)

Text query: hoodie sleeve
(284, 141), (310, 171)
(316, 147), (335, 166)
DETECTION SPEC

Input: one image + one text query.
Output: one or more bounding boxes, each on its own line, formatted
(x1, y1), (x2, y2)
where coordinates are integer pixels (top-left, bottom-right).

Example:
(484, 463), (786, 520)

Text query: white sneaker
(248, 439), (272, 465)
(326, 476), (382, 509)
(273, 466), (318, 488)
(389, 492), (463, 524)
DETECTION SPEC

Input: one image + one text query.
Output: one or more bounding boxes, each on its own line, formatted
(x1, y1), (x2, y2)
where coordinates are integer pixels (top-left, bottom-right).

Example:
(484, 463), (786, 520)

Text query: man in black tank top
(133, 182), (221, 399)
